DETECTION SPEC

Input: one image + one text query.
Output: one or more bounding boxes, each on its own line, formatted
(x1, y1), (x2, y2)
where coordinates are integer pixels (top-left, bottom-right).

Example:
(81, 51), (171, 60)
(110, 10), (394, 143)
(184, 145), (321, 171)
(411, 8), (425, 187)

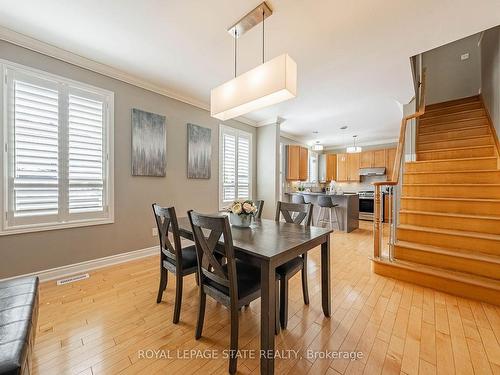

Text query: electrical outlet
(460, 53), (470, 61)
(152, 227), (158, 237)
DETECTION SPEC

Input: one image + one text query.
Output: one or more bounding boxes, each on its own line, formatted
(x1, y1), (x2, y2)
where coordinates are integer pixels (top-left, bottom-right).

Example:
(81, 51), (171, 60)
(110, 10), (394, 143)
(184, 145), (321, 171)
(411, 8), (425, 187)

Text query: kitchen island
(284, 192), (359, 232)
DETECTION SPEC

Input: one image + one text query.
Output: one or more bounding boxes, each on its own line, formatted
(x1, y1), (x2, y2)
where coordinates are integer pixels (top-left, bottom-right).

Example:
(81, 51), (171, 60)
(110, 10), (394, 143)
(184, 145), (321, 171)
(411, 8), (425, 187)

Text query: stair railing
(373, 68), (427, 260)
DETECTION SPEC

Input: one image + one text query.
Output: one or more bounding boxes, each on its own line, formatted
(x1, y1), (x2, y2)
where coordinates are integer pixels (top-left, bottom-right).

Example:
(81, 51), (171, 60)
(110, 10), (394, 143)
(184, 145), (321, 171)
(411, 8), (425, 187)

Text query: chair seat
(206, 260), (262, 299)
(276, 257), (304, 278)
(163, 245), (198, 270)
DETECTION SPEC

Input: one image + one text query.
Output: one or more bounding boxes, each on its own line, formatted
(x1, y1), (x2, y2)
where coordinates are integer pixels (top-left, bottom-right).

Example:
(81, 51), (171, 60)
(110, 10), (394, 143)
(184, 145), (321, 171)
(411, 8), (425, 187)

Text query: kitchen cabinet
(347, 153), (360, 181)
(326, 154), (337, 181)
(336, 153), (348, 181)
(360, 149), (386, 168)
(299, 147), (308, 180)
(385, 147), (397, 180)
(286, 145), (309, 181)
(360, 151), (374, 168)
(373, 149), (386, 167)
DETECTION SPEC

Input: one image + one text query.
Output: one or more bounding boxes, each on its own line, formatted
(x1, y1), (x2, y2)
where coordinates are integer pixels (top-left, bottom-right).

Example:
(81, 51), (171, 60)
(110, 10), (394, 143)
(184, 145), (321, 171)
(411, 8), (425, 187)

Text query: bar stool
(317, 196), (341, 230)
(291, 194), (305, 204)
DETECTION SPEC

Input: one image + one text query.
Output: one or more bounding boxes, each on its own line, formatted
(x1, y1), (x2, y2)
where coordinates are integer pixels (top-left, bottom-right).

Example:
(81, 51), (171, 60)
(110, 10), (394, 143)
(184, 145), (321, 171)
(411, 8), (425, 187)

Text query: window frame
(1, 59), (114, 235)
(218, 124), (253, 210)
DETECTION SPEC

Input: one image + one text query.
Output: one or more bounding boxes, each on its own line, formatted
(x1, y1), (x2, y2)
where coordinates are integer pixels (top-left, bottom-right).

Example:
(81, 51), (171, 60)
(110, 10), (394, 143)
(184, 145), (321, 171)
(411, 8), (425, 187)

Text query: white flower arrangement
(227, 200), (258, 216)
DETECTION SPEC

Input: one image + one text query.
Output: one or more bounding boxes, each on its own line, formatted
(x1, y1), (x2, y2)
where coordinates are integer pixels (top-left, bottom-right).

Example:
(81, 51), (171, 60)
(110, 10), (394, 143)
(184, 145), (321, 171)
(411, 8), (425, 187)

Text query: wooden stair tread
(395, 240), (500, 263)
(420, 111), (486, 121)
(401, 196), (500, 203)
(424, 96), (480, 111)
(400, 209), (500, 221)
(404, 169), (500, 175)
(416, 145), (494, 154)
(406, 156), (497, 164)
(371, 257), (500, 291)
(397, 224), (500, 241)
(416, 124), (489, 136)
(417, 134), (493, 145)
(423, 102), (482, 116)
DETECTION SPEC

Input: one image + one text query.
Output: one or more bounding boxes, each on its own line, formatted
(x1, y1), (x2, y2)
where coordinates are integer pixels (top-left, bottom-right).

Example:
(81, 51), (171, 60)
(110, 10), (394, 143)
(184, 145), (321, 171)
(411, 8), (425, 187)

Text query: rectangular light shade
(210, 54), (297, 121)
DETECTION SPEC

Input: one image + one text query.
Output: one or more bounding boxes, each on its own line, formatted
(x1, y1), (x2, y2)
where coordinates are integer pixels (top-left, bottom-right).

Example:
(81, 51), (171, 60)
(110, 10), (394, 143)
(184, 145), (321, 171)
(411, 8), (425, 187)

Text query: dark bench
(0, 277), (39, 375)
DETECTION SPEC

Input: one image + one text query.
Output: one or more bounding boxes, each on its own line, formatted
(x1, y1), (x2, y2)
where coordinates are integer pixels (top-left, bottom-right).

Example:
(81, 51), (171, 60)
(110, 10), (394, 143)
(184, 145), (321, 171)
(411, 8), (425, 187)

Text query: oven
(358, 190), (376, 221)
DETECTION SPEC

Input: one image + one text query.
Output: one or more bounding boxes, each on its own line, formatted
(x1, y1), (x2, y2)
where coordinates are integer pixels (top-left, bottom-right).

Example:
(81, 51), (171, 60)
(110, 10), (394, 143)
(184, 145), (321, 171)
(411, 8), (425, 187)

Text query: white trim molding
(0, 246), (158, 283)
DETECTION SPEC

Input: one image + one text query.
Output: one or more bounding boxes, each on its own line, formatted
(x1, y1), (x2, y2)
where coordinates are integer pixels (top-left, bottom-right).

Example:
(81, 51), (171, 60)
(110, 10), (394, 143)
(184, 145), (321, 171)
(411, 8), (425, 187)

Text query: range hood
(359, 167), (386, 176)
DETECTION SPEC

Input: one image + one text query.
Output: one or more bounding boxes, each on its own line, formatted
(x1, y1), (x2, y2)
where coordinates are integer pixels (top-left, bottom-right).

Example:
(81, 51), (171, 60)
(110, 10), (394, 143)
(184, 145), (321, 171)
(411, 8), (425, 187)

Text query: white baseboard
(0, 246), (159, 283)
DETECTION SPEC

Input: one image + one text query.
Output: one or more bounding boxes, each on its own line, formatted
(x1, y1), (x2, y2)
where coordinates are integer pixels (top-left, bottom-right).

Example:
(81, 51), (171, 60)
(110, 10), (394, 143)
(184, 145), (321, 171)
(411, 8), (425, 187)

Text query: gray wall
(423, 33), (481, 105)
(481, 26), (500, 136)
(0, 40), (256, 278)
(256, 124), (280, 219)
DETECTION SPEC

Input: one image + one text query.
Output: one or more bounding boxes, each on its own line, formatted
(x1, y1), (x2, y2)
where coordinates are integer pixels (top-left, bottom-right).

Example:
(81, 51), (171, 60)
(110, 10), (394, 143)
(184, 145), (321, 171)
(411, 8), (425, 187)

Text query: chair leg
(328, 207), (333, 229)
(195, 289), (206, 340)
(156, 267), (168, 303)
(301, 254), (310, 305)
(275, 280), (281, 335)
(229, 305), (239, 374)
(173, 274), (183, 324)
(316, 207), (323, 226)
(335, 207), (342, 231)
(279, 277), (289, 329)
(195, 271), (199, 286)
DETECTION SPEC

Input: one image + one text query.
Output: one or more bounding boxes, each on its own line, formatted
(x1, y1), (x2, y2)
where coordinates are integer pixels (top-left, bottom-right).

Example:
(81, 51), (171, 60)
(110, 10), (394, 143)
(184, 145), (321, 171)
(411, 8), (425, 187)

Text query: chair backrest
(255, 200), (264, 219)
(318, 195), (335, 208)
(152, 204), (183, 268)
(187, 210), (238, 300)
(275, 201), (313, 226)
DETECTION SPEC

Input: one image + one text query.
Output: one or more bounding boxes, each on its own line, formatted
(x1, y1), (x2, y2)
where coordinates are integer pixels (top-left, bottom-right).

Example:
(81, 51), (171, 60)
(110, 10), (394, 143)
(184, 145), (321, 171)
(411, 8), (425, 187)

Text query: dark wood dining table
(175, 217), (333, 375)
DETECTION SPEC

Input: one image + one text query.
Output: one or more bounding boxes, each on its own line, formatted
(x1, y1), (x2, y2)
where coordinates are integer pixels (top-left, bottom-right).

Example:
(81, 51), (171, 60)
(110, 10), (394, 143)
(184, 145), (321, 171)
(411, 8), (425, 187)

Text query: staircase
(373, 95), (500, 305)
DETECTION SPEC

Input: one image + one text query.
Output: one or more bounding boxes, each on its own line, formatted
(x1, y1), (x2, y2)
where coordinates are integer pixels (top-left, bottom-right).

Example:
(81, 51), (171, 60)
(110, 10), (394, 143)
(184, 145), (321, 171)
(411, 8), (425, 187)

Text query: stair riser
(372, 259), (500, 306)
(401, 198), (500, 216)
(419, 118), (489, 134)
(402, 185), (500, 199)
(405, 158), (497, 172)
(400, 212), (500, 235)
(417, 146), (495, 161)
(420, 109), (486, 125)
(417, 136), (494, 151)
(418, 127), (491, 143)
(397, 228), (500, 254)
(394, 246), (500, 280)
(425, 96), (480, 111)
(404, 171), (500, 184)
(422, 102), (483, 117)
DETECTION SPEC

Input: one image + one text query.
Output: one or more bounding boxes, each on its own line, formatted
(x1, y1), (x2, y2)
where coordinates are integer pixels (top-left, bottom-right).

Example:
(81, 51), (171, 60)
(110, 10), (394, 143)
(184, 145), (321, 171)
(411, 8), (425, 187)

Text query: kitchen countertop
(285, 191), (358, 196)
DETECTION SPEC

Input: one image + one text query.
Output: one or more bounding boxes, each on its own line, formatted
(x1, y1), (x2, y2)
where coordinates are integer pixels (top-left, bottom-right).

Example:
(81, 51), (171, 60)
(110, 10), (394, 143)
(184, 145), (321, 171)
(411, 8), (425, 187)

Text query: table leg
(260, 260), (275, 375)
(321, 234), (331, 317)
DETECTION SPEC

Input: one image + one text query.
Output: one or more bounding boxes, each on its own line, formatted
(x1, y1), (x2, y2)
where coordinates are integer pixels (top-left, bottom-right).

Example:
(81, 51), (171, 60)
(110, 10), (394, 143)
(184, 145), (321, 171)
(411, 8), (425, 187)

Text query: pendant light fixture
(346, 135), (362, 153)
(210, 2), (297, 121)
(312, 141), (324, 151)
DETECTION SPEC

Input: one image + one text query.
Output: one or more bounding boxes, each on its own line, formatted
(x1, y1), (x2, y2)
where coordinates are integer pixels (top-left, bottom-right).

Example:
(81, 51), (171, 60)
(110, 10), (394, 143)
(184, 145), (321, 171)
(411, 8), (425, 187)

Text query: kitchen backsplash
(286, 175), (387, 193)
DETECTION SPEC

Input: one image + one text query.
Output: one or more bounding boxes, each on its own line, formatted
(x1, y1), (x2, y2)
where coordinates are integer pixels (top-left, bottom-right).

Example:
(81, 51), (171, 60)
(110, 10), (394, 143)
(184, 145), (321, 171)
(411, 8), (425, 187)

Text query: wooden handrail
(373, 69), (427, 259)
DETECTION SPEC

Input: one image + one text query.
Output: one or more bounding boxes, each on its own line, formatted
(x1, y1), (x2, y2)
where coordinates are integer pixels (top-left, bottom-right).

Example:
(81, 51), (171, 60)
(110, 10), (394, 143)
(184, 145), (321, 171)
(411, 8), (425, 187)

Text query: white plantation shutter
(219, 125), (252, 208)
(13, 79), (59, 218)
(68, 93), (104, 213)
(2, 63), (114, 233)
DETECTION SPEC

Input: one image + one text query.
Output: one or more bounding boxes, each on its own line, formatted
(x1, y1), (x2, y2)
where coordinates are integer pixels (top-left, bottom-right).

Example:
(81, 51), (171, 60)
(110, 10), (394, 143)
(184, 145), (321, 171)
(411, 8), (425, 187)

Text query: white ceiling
(1, 0), (499, 147)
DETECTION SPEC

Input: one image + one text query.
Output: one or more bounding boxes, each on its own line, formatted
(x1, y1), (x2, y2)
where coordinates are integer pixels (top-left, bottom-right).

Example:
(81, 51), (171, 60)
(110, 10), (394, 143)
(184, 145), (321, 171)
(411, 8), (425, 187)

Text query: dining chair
(187, 210), (279, 374)
(255, 200), (264, 219)
(152, 204), (198, 324)
(275, 201), (313, 329)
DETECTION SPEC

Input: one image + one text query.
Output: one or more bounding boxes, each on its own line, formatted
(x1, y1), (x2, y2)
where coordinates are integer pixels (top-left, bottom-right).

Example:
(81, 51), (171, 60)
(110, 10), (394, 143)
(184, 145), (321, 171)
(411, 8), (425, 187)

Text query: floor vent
(56, 273), (90, 286)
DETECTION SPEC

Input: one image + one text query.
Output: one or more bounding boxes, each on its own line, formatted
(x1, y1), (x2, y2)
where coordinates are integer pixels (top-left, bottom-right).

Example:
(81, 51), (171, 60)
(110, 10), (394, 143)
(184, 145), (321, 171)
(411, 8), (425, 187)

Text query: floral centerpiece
(226, 200), (258, 227)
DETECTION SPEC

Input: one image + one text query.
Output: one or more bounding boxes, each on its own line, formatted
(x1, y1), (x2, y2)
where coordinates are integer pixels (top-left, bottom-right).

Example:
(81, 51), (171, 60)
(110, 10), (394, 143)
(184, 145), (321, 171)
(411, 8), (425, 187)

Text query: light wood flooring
(33, 221), (500, 374)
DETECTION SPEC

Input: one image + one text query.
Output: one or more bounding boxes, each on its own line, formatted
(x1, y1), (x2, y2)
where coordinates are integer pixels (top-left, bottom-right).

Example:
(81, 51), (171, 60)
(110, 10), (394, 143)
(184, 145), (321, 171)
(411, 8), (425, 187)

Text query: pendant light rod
(262, 7), (265, 64)
(234, 29), (238, 77)
(227, 2), (272, 39)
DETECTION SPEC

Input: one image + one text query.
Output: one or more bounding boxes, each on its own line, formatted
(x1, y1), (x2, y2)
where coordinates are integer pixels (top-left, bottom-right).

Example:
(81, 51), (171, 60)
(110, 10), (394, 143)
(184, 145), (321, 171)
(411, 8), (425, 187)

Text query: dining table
(175, 217), (333, 375)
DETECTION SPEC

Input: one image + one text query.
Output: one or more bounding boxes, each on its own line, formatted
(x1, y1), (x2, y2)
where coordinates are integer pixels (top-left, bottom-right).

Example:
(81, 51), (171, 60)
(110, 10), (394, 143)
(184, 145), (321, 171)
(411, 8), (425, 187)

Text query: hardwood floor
(33, 221), (500, 374)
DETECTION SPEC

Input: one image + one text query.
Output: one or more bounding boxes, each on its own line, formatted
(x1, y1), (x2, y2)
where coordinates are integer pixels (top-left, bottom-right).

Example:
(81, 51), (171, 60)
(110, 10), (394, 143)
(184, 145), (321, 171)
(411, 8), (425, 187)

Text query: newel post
(373, 184), (382, 258)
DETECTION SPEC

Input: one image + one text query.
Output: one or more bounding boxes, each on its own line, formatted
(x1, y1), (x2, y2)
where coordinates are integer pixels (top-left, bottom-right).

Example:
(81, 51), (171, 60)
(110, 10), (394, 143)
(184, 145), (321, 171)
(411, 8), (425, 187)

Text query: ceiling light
(210, 2), (297, 121)
(346, 135), (362, 153)
(312, 144), (324, 151)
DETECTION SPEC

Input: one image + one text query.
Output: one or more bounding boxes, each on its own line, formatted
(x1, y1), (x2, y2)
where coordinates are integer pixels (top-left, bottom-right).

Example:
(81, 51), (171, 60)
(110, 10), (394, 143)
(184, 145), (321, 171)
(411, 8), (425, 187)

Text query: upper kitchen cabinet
(326, 154), (337, 181)
(385, 147), (397, 180)
(286, 145), (309, 181)
(336, 153), (348, 181)
(337, 153), (359, 181)
(360, 149), (386, 168)
(347, 153), (360, 181)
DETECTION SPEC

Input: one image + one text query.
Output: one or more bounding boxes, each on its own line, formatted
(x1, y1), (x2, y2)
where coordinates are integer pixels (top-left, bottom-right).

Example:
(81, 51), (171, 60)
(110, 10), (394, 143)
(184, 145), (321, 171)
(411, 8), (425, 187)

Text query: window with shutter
(219, 125), (252, 209)
(1, 62), (114, 234)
